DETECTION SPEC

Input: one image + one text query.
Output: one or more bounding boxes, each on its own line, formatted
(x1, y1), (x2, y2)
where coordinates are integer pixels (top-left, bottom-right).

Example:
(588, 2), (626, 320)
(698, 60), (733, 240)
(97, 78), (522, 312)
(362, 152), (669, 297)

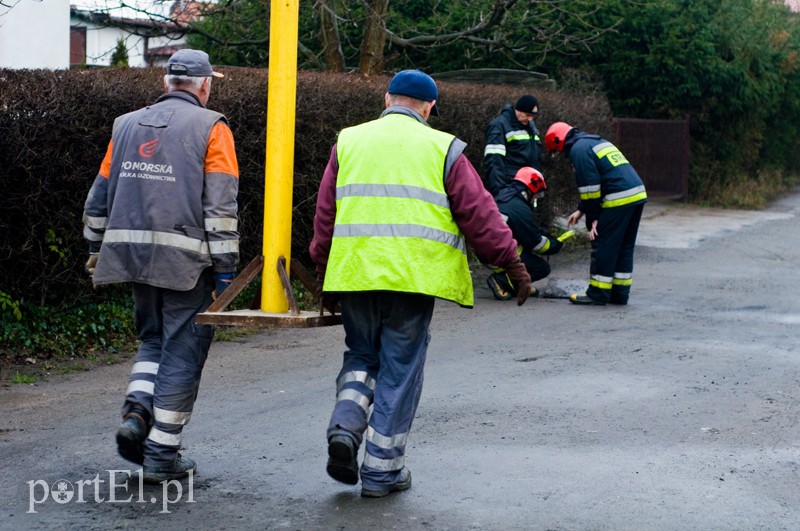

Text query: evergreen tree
(110, 39), (129, 68)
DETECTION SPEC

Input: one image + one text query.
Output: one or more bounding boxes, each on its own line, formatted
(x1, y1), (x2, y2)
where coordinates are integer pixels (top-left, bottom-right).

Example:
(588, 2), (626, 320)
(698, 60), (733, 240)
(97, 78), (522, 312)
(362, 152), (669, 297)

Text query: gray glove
(84, 253), (99, 277)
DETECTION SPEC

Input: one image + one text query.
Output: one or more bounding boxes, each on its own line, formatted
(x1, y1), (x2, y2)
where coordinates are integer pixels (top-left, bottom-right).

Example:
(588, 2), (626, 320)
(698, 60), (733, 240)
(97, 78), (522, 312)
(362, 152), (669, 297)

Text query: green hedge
(0, 67), (612, 308)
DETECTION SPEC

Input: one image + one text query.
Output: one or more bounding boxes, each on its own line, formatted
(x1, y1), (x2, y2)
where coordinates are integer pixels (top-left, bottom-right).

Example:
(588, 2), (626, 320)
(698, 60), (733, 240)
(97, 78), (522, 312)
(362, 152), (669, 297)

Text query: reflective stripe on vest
(602, 185), (648, 208)
(484, 143), (506, 156)
(579, 184), (602, 201)
(103, 229), (210, 256)
(325, 113), (473, 306)
(506, 129), (532, 142)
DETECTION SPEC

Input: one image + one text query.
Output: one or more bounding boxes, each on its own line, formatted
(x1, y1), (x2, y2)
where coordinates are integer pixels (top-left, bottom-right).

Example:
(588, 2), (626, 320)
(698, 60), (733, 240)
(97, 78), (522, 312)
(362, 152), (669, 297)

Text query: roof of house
(70, 4), (187, 34)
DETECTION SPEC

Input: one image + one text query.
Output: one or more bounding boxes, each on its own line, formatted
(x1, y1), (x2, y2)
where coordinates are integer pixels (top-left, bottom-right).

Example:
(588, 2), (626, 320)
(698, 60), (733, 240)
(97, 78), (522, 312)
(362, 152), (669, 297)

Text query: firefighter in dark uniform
(482, 95), (543, 196)
(545, 122), (647, 305)
(484, 167), (564, 300)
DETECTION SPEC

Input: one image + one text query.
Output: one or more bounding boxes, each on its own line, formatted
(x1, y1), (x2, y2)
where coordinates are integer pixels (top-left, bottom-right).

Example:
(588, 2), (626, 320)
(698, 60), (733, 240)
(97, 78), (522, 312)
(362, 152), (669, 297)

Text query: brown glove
(504, 259), (532, 306)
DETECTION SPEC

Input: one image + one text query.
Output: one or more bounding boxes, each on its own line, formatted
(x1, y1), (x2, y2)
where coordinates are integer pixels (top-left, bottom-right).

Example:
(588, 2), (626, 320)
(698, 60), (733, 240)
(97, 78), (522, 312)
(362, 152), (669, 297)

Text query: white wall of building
(71, 21), (146, 67)
(71, 18), (184, 67)
(0, 0), (70, 69)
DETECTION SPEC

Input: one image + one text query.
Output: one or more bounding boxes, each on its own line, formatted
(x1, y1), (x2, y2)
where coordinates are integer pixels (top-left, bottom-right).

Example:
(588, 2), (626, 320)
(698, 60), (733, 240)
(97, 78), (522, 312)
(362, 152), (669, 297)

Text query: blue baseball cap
(388, 70), (440, 116)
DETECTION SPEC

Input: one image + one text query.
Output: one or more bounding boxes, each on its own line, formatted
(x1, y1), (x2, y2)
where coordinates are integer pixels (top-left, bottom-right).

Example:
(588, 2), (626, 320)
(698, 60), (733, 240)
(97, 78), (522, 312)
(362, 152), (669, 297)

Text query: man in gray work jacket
(82, 49), (239, 483)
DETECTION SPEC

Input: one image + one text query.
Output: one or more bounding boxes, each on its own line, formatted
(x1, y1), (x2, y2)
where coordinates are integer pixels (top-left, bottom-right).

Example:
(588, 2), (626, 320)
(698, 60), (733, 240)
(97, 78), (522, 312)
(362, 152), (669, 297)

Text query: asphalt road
(2, 192), (800, 530)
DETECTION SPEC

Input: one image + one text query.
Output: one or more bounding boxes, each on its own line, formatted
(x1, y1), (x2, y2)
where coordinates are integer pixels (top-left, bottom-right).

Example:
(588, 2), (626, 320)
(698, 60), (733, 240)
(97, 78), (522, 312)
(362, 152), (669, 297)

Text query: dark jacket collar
(155, 90), (206, 108)
(562, 128), (600, 155)
(500, 103), (523, 127)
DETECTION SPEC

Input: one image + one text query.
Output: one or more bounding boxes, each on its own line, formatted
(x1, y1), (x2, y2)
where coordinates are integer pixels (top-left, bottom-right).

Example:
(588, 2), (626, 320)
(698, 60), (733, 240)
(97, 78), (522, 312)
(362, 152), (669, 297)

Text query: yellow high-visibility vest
(325, 112), (474, 306)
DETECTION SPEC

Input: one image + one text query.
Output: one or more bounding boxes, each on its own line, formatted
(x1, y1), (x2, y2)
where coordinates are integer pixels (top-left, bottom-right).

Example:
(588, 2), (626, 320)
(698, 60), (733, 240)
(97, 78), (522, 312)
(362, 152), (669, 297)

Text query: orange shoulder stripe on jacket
(99, 140), (113, 178)
(205, 122), (239, 178)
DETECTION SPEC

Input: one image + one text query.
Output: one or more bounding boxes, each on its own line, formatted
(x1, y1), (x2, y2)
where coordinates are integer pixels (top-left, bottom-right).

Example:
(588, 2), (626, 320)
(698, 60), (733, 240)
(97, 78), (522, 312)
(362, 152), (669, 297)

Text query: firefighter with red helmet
(545, 122), (647, 305)
(483, 167), (564, 300)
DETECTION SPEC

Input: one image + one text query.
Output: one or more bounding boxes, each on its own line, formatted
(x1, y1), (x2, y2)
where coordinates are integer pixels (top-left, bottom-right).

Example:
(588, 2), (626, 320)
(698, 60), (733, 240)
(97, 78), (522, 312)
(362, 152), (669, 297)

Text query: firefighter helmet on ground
(545, 122), (573, 152)
(513, 167), (546, 195)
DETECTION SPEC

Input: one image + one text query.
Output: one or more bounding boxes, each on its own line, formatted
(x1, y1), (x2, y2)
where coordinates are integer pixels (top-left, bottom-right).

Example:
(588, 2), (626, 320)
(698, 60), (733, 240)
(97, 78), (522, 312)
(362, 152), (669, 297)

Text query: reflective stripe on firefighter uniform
(565, 130), (647, 303)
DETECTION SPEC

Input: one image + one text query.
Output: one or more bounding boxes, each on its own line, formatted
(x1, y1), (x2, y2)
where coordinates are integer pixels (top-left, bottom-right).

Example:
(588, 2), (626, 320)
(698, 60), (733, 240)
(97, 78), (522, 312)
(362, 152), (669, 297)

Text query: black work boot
(326, 434), (359, 485)
(569, 293), (606, 306)
(361, 467), (412, 498)
(609, 290), (629, 305)
(142, 454), (197, 484)
(486, 273), (513, 301)
(116, 407), (149, 465)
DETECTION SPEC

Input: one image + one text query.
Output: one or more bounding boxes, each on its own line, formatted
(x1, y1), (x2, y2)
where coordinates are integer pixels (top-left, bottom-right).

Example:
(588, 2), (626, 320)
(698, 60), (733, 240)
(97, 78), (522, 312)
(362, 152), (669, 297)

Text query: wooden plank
(205, 255), (264, 313)
(290, 257), (317, 294)
(277, 256), (300, 315)
(195, 255), (342, 328)
(195, 309), (342, 327)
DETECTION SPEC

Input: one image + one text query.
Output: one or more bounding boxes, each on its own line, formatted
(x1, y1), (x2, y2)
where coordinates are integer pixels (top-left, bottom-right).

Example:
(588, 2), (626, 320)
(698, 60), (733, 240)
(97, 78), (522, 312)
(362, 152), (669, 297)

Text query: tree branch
(386, 0), (519, 48)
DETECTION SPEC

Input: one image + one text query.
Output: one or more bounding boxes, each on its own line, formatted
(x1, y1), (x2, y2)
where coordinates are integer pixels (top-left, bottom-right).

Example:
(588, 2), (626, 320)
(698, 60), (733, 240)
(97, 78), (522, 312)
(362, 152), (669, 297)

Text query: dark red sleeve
(309, 145), (339, 274)
(447, 154), (520, 267)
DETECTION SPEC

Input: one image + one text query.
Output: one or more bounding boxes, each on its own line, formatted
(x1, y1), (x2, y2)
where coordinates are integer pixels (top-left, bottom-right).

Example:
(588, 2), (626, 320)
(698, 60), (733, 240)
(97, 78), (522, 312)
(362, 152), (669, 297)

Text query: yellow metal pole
(261, 0), (299, 313)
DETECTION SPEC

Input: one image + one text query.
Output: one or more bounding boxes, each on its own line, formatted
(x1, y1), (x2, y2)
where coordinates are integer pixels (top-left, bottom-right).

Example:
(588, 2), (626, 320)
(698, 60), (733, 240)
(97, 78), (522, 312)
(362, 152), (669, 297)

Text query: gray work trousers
(122, 270), (215, 468)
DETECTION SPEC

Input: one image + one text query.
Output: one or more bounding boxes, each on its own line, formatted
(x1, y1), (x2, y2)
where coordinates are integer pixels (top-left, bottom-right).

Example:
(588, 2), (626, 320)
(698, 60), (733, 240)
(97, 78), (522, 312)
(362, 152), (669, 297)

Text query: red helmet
(545, 122), (573, 152)
(513, 167), (546, 195)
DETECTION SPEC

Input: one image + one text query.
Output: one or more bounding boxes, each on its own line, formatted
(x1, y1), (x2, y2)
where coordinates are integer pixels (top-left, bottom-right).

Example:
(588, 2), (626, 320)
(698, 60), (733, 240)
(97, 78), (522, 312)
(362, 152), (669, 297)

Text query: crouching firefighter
(483, 167), (565, 300)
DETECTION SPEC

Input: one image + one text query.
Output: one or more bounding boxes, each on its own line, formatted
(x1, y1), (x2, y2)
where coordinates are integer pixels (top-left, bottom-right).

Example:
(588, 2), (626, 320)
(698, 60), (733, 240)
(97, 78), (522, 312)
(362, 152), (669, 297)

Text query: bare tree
(357, 0), (388, 75)
(0, 0), (22, 11)
(315, 0), (345, 72)
(74, 0), (623, 74)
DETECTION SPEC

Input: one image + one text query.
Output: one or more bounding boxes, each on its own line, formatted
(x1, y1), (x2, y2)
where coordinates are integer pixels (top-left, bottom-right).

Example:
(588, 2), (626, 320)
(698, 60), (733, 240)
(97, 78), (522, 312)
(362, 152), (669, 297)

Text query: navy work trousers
(328, 291), (435, 491)
(123, 270), (215, 468)
(520, 249), (551, 283)
(586, 202), (645, 304)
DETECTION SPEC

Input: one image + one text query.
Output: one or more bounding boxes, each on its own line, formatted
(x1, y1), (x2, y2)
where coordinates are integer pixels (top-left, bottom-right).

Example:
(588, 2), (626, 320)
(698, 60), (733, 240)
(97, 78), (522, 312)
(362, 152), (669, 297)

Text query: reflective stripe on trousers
(328, 291), (434, 490)
(586, 203), (644, 304)
(124, 271), (215, 468)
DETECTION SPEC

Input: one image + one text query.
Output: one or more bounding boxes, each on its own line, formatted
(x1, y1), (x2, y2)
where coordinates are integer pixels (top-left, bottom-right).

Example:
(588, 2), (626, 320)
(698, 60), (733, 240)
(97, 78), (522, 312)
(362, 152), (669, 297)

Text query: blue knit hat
(388, 70), (440, 116)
